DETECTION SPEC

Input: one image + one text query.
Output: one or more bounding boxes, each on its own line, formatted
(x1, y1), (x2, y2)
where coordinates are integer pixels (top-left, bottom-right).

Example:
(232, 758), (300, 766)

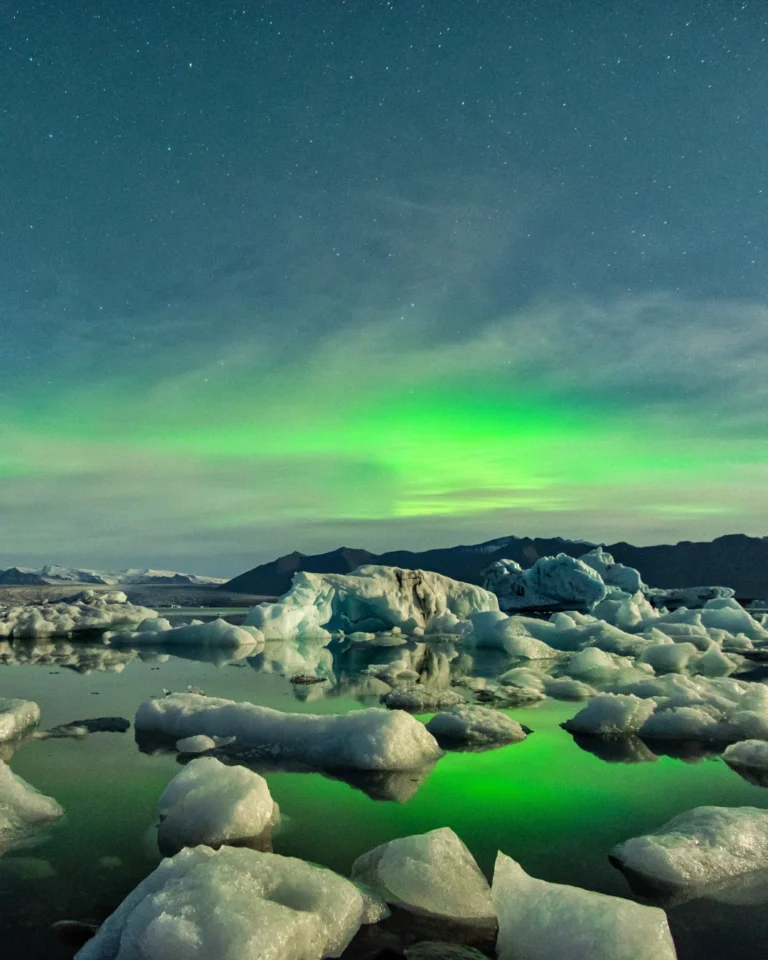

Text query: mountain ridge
(223, 533), (768, 600)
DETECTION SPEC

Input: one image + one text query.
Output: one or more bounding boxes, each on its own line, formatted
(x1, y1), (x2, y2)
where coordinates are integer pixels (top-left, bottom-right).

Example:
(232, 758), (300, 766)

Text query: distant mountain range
(0, 565), (227, 587)
(223, 534), (768, 600)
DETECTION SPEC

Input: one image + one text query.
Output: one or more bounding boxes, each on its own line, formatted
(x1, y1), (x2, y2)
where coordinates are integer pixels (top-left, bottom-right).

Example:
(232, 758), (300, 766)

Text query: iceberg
(492, 852), (677, 960)
(135, 693), (442, 771)
(483, 554), (608, 612)
(610, 806), (768, 891)
(156, 757), (279, 855)
(425, 705), (529, 746)
(0, 760), (63, 855)
(350, 828), (495, 924)
(75, 845), (372, 960)
(0, 698), (40, 742)
(245, 566), (498, 640)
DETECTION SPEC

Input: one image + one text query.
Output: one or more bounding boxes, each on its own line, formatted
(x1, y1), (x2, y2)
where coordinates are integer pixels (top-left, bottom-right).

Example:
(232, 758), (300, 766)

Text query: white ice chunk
(0, 698), (40, 741)
(639, 642), (699, 673)
(112, 617), (263, 649)
(0, 760), (63, 855)
(611, 806), (768, 890)
(492, 851), (676, 960)
(157, 757), (278, 854)
(542, 677), (596, 700)
(136, 694), (442, 771)
(75, 845), (369, 960)
(426, 705), (529, 745)
(0, 590), (158, 638)
(563, 694), (657, 737)
(380, 686), (465, 712)
(351, 828), (495, 924)
(722, 739), (768, 772)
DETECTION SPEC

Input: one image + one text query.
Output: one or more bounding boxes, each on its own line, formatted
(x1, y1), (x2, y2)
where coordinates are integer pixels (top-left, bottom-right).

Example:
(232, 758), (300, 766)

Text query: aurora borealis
(1, 1), (766, 574)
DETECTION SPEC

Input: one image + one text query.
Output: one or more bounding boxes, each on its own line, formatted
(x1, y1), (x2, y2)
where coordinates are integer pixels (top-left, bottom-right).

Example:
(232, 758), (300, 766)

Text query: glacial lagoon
(2, 615), (768, 959)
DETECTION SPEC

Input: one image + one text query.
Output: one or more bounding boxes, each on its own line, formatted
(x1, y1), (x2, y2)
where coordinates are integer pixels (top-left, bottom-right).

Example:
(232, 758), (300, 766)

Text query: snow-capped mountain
(0, 565), (227, 586)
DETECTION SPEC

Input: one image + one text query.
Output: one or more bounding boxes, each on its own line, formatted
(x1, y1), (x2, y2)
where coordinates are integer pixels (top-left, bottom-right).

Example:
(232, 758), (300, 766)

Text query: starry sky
(1, 0), (766, 575)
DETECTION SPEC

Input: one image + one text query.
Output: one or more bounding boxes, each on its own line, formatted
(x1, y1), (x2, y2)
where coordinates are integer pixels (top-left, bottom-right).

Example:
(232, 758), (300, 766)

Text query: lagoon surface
(2, 614), (768, 959)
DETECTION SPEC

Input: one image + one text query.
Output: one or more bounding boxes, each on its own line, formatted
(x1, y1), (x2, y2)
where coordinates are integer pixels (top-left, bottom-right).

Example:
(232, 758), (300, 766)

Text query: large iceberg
(245, 566), (498, 640)
(0, 698), (40, 742)
(350, 828), (495, 925)
(492, 852), (677, 960)
(0, 590), (158, 638)
(610, 806), (768, 891)
(135, 693), (442, 771)
(156, 757), (279, 855)
(75, 845), (373, 960)
(0, 760), (64, 855)
(483, 555), (608, 612)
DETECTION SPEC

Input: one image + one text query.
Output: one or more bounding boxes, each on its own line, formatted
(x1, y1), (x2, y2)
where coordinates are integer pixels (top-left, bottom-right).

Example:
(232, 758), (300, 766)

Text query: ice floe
(156, 756), (279, 855)
(136, 693), (442, 770)
(351, 827), (495, 925)
(610, 806), (768, 891)
(109, 616), (264, 649)
(722, 739), (768, 776)
(0, 590), (158, 639)
(492, 851), (677, 960)
(75, 845), (374, 960)
(0, 760), (63, 855)
(425, 705), (529, 746)
(0, 697), (40, 741)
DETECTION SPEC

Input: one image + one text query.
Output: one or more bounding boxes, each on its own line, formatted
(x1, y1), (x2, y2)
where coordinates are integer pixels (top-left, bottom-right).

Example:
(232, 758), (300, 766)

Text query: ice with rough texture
(611, 806), (768, 890)
(0, 760), (63, 855)
(157, 757), (278, 854)
(722, 739), (768, 772)
(0, 590), (158, 638)
(0, 698), (40, 741)
(483, 554), (608, 612)
(492, 852), (676, 960)
(246, 566), (498, 640)
(563, 694), (657, 737)
(136, 693), (442, 770)
(351, 828), (495, 923)
(75, 845), (370, 960)
(426, 705), (528, 745)
(579, 547), (645, 594)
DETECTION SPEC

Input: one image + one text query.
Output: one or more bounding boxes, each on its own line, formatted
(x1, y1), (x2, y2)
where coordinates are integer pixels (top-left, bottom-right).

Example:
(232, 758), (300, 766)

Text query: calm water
(2, 623), (768, 959)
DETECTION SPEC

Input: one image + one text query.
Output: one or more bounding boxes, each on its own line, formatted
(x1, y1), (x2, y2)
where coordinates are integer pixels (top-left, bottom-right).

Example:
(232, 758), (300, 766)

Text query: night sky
(1, 0), (766, 575)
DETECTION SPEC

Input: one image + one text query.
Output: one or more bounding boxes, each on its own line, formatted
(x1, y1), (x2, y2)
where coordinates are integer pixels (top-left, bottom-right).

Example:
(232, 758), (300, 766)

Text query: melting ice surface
(2, 589), (768, 957)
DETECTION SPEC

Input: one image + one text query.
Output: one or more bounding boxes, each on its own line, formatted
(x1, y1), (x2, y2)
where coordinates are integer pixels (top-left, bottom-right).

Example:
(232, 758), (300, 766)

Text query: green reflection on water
(3, 650), (768, 958)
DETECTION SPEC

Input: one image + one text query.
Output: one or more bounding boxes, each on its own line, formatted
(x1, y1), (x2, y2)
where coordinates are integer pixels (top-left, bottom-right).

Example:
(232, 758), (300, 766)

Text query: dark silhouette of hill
(223, 534), (768, 600)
